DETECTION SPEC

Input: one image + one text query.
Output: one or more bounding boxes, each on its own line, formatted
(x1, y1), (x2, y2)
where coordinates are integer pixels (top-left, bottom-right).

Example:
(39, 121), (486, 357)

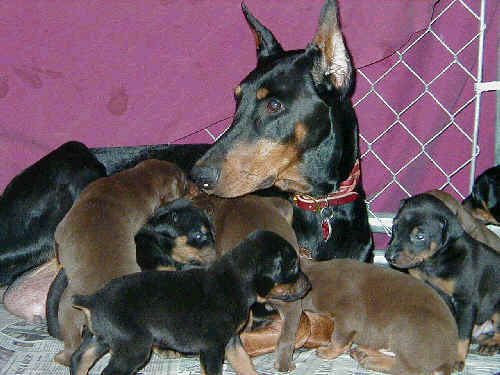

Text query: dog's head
(135, 199), (216, 271)
(236, 230), (311, 303)
(462, 165), (500, 225)
(191, 0), (358, 198)
(385, 194), (463, 269)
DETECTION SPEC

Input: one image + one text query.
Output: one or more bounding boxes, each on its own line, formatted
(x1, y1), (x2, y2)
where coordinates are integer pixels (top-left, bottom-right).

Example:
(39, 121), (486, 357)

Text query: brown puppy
(54, 159), (198, 366)
(274, 259), (458, 375)
(193, 194), (298, 256)
(192, 194), (331, 357)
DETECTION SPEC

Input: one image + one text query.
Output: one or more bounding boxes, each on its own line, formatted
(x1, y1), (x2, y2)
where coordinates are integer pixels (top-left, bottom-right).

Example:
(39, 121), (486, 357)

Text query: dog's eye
(193, 232), (206, 243)
(266, 99), (283, 113)
(413, 232), (425, 241)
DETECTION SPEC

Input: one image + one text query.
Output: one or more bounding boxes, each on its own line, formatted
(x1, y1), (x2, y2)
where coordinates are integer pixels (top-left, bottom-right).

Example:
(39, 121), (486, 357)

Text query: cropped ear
(242, 3), (284, 63)
(310, 0), (353, 95)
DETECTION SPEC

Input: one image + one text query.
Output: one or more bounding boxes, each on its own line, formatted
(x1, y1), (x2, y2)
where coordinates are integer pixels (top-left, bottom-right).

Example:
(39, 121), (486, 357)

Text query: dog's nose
(190, 165), (220, 191)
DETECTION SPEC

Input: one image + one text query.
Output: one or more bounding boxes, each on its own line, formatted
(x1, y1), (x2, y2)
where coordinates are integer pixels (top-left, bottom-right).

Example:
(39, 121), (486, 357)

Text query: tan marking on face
(215, 139), (311, 197)
(293, 122), (307, 144)
(394, 236), (440, 268)
(266, 274), (310, 301)
(234, 85), (242, 97)
(171, 237), (216, 264)
(256, 87), (269, 100)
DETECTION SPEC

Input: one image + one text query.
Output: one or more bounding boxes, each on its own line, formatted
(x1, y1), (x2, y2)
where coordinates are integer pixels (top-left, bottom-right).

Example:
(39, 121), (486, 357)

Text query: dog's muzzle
(190, 165), (220, 192)
(267, 272), (312, 302)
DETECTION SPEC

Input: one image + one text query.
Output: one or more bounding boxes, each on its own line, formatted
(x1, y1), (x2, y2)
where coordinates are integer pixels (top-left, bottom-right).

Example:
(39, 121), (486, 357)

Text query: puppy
(462, 165), (500, 225)
(385, 193), (500, 369)
(274, 258), (458, 375)
(135, 198), (216, 271)
(53, 159), (198, 366)
(46, 198), (216, 340)
(70, 230), (311, 375)
(192, 194), (333, 356)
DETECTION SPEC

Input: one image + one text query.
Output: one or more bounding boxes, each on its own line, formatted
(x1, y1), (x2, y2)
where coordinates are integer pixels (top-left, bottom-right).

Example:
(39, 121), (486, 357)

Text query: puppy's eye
(170, 212), (178, 223)
(193, 232), (206, 243)
(266, 99), (283, 113)
(413, 232), (425, 241)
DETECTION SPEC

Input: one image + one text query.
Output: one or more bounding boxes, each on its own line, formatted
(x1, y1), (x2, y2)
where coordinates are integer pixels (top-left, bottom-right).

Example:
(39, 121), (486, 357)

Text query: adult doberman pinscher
(0, 0), (371, 320)
(191, 1), (373, 262)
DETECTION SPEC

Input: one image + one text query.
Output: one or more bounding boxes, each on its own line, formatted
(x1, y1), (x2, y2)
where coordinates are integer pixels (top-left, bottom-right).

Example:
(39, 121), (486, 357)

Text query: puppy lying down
(274, 258), (458, 375)
(70, 230), (311, 375)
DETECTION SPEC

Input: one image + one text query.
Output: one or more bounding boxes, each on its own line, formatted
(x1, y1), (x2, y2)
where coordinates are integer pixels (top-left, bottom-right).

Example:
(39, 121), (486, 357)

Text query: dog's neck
(290, 159), (360, 241)
(291, 159), (360, 210)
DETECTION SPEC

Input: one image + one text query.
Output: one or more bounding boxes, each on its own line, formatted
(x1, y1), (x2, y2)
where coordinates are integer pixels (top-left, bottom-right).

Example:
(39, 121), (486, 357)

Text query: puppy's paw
(274, 360), (295, 372)
(153, 348), (182, 359)
(54, 350), (73, 367)
(453, 360), (465, 372)
(349, 347), (366, 363)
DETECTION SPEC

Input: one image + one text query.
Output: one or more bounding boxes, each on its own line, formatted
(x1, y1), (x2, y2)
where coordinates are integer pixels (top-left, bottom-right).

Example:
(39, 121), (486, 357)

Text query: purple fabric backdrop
(1, 0), (498, 214)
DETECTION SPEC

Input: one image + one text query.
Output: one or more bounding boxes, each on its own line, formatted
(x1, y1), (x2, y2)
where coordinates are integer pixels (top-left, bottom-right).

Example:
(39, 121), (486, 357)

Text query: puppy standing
(386, 193), (500, 369)
(193, 194), (332, 355)
(70, 230), (310, 375)
(54, 159), (198, 366)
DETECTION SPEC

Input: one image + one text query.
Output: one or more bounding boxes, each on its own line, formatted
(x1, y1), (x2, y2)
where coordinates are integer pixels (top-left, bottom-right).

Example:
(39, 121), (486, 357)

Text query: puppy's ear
(242, 3), (284, 63)
(395, 198), (408, 216)
(438, 216), (448, 246)
(310, 0), (353, 96)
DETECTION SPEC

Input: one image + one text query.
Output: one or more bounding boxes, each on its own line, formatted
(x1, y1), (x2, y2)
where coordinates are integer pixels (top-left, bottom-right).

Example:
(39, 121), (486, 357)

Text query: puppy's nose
(190, 165), (220, 191)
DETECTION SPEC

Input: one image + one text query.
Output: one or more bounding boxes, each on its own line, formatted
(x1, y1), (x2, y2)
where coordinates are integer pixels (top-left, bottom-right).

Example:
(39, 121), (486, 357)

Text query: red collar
(291, 159), (360, 212)
(291, 159), (360, 241)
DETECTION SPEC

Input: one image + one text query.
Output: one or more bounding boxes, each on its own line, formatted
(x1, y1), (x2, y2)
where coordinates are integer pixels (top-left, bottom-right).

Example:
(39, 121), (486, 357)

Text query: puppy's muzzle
(267, 272), (311, 302)
(385, 245), (419, 269)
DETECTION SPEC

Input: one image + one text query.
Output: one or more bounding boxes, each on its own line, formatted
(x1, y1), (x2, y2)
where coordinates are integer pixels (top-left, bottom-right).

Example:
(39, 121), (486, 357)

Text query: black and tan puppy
(54, 159), (199, 366)
(274, 258), (458, 375)
(135, 199), (215, 271)
(70, 230), (311, 375)
(462, 165), (500, 225)
(46, 198), (216, 340)
(385, 193), (500, 369)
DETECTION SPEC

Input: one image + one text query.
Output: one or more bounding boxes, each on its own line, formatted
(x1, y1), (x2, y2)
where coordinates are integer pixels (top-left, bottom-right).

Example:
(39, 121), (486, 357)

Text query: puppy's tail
(46, 268), (68, 340)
